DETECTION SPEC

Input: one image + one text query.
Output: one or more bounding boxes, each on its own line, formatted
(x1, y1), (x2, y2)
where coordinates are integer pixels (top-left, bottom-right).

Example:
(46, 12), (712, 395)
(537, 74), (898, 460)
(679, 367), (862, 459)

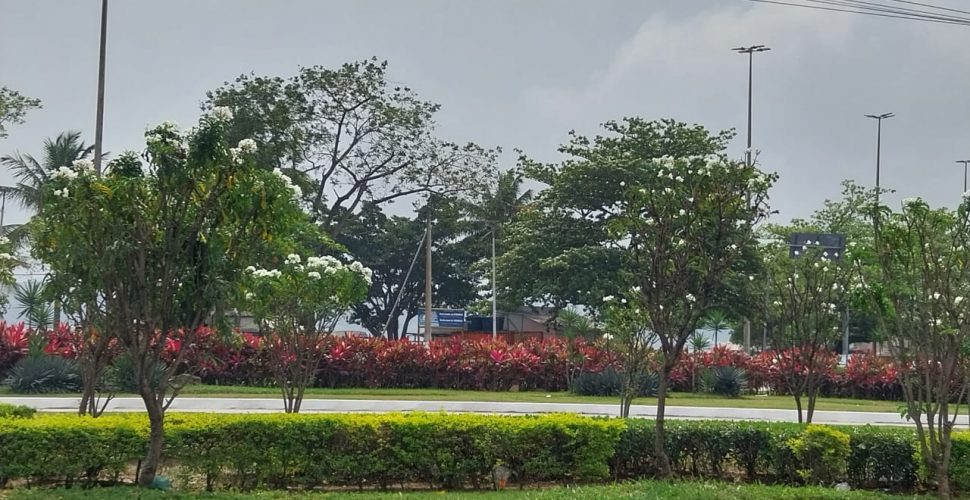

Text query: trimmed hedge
(0, 412), (962, 492)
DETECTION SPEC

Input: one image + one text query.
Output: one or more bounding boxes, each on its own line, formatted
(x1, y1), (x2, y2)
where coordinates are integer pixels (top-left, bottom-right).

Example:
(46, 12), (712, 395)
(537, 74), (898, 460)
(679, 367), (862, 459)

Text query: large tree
(0, 87), (41, 139)
(204, 58), (497, 237)
(866, 197), (970, 499)
(498, 118), (735, 313)
(585, 119), (774, 477)
(31, 109), (310, 486)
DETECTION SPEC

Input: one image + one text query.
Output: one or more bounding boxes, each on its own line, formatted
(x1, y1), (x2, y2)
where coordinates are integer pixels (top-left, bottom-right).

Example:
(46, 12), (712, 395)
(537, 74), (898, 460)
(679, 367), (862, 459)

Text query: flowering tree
(0, 86), (41, 139)
(866, 197), (970, 499)
(240, 254), (370, 412)
(601, 294), (655, 417)
(761, 241), (852, 423)
(607, 153), (774, 476)
(31, 107), (310, 486)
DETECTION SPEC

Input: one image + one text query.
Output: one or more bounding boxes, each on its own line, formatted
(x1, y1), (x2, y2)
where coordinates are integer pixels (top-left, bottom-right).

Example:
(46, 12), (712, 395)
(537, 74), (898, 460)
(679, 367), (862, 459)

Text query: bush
(570, 368), (658, 398)
(846, 427), (916, 489)
(787, 425), (851, 485)
(700, 366), (747, 398)
(0, 403), (35, 419)
(951, 432), (970, 493)
(3, 355), (81, 394)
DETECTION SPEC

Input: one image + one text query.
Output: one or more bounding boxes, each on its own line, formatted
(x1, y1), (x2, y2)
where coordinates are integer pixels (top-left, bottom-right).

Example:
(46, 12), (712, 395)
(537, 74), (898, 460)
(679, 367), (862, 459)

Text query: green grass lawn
(0, 384), (927, 414)
(0, 481), (919, 500)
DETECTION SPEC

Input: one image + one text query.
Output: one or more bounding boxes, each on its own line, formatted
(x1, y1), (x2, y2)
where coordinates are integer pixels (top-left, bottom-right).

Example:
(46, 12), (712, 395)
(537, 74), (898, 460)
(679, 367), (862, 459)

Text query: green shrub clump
(570, 368), (658, 397)
(0, 413), (954, 493)
(700, 366), (747, 398)
(0, 403), (36, 419)
(787, 425), (851, 485)
(3, 355), (81, 394)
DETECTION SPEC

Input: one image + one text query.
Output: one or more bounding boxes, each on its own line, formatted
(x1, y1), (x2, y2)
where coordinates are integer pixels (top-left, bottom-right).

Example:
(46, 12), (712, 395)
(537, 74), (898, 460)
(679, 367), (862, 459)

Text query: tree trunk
(385, 314), (399, 340)
(137, 392), (166, 487)
(654, 368), (673, 477)
(936, 463), (952, 499)
(794, 393), (804, 424)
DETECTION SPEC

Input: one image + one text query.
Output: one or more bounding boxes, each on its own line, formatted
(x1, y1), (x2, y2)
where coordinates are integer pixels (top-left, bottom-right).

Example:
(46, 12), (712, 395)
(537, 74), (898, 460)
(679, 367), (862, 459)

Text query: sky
(1, 0), (969, 323)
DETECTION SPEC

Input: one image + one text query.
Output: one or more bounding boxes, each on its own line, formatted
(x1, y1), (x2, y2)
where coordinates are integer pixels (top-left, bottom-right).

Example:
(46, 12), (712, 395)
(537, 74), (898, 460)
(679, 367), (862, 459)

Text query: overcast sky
(2, 0), (968, 226)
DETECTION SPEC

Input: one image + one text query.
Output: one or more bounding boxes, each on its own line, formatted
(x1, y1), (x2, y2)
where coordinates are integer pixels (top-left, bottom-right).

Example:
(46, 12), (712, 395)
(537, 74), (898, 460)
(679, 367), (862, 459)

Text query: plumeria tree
(607, 153), (775, 476)
(240, 254), (370, 413)
(31, 107), (311, 486)
(601, 293), (656, 417)
(761, 241), (853, 423)
(865, 197), (970, 499)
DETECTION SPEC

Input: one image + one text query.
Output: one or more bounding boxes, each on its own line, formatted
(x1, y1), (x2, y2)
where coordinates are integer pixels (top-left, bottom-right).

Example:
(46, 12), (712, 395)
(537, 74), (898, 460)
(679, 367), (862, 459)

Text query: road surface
(0, 396), (919, 426)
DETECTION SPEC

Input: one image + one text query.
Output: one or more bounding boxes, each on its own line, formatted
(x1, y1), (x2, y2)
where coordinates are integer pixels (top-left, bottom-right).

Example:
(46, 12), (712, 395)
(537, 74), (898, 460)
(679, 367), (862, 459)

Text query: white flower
(285, 253), (302, 265)
(748, 275), (754, 281)
(619, 181), (626, 187)
(0, 236), (8, 246)
(211, 106), (234, 122)
(72, 159), (94, 172)
(54, 187), (70, 198)
(729, 244), (738, 251)
(956, 296), (965, 305)
(245, 292), (254, 300)
(963, 191), (970, 201)
(664, 187), (673, 194)
(675, 176), (684, 182)
(229, 148), (243, 165)
(52, 166), (78, 180)
(308, 271), (321, 279)
(631, 286), (641, 293)
(602, 295), (615, 303)
(794, 250), (800, 256)
(679, 209), (687, 216)
(245, 266), (256, 273)
(602, 333), (614, 341)
(773, 301), (782, 306)
(238, 138), (258, 154)
(685, 293), (696, 303)
(620, 298), (627, 304)
(932, 292), (942, 300)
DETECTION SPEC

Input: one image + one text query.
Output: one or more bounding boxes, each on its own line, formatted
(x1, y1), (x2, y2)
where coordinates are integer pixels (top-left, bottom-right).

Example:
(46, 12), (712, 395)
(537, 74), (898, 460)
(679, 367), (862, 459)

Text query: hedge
(0, 412), (964, 492)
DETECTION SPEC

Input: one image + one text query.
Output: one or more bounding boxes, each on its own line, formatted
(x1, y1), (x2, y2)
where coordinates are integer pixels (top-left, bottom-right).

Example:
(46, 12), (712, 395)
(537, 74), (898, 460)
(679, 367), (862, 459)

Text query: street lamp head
(865, 113), (894, 120)
(732, 44), (771, 53)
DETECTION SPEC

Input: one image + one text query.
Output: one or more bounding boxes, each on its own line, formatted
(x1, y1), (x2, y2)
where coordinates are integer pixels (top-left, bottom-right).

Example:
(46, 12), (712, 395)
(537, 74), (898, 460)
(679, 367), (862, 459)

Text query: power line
(885, 0), (970, 16)
(747, 0), (970, 25)
(818, 0), (970, 22)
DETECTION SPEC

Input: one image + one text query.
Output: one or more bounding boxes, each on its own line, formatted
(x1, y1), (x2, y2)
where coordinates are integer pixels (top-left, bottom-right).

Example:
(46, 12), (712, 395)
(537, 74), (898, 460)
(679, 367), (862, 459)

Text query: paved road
(0, 396), (919, 426)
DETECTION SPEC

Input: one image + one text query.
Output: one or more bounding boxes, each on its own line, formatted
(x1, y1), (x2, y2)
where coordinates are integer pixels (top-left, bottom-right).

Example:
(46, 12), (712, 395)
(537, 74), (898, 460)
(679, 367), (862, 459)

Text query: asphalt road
(0, 396), (920, 426)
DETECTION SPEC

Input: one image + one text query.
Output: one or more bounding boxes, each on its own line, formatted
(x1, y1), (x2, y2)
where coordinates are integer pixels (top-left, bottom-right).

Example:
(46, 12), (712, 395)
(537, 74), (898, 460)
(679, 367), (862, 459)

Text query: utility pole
(732, 45), (770, 166)
(93, 0), (108, 175)
(424, 211), (433, 346)
(956, 160), (970, 194)
(491, 227), (497, 341)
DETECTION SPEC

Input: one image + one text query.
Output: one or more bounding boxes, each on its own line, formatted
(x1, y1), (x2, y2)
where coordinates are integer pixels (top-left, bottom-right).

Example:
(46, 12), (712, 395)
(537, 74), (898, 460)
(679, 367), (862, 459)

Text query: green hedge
(0, 412), (962, 492)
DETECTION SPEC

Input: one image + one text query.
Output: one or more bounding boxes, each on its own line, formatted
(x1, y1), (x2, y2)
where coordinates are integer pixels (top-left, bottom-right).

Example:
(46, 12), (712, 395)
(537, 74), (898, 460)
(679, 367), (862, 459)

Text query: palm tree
(14, 279), (52, 332)
(462, 170), (534, 339)
(689, 331), (711, 353)
(0, 131), (95, 210)
(703, 310), (731, 347)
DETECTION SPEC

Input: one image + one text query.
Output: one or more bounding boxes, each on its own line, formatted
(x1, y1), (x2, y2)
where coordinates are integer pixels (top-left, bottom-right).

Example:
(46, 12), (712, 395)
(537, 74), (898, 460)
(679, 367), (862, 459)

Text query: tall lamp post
(864, 113), (894, 205)
(956, 160), (970, 194)
(732, 45), (771, 166)
(93, 0), (108, 175)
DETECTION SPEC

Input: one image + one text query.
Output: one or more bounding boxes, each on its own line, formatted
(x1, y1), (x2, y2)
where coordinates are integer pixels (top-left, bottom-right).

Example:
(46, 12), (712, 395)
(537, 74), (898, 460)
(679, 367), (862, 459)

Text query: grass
(0, 385), (923, 414)
(0, 481), (918, 500)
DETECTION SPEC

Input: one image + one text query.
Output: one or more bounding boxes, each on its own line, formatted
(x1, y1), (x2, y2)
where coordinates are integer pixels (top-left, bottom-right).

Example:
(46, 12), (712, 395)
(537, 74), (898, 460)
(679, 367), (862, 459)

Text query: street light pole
(732, 45), (771, 166)
(491, 227), (497, 341)
(956, 160), (970, 194)
(93, 0), (108, 175)
(864, 113), (894, 205)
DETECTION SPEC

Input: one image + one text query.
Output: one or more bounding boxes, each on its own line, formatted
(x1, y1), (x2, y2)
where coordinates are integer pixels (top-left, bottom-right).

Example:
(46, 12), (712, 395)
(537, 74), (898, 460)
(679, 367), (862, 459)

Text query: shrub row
(1, 412), (967, 492)
(0, 322), (908, 398)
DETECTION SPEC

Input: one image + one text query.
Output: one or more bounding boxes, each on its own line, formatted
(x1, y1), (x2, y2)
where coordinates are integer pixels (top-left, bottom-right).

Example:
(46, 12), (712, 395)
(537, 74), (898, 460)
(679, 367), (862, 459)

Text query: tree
(866, 197), (970, 499)
(241, 253), (370, 413)
(602, 121), (774, 476)
(761, 240), (852, 423)
(338, 199), (480, 339)
(13, 280), (51, 331)
(205, 59), (497, 237)
(1, 131), (95, 210)
(702, 309), (731, 346)
(0, 87), (41, 139)
(498, 118), (736, 314)
(31, 108), (309, 486)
